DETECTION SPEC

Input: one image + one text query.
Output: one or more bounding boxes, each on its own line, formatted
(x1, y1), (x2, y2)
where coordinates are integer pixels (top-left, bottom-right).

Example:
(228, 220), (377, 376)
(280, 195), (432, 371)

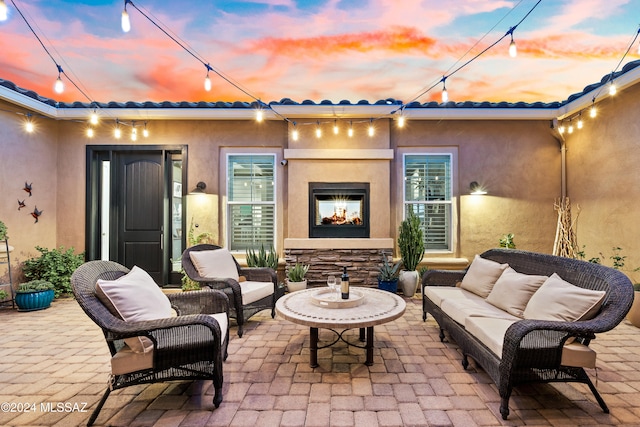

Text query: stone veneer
(284, 248), (393, 287)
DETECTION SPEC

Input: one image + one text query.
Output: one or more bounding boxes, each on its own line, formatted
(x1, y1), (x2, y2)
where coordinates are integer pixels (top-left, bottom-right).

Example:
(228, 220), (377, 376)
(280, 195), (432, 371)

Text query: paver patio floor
(0, 294), (639, 426)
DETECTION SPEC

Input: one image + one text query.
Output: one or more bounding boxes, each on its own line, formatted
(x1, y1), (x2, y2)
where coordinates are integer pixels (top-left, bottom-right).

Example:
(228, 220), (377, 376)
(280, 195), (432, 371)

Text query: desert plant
(378, 253), (401, 282)
(181, 269), (201, 291)
(16, 279), (55, 293)
(22, 246), (84, 298)
(287, 263), (309, 282)
(246, 244), (278, 270)
(398, 209), (425, 271)
(0, 289), (8, 300)
(0, 220), (7, 240)
(499, 233), (516, 249)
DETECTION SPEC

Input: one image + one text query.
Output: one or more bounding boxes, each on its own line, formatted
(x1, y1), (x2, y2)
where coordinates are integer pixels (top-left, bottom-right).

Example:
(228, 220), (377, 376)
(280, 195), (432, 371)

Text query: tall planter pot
(627, 291), (640, 328)
(15, 289), (54, 312)
(399, 270), (420, 297)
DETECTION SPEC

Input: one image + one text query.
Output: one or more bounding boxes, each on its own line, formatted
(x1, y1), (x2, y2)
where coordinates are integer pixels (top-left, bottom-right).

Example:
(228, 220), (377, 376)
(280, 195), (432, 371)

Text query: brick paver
(0, 295), (639, 426)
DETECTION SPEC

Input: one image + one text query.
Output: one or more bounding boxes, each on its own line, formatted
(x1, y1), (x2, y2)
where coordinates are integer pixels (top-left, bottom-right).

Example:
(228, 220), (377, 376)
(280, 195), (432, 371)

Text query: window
(403, 154), (452, 251)
(227, 154), (276, 251)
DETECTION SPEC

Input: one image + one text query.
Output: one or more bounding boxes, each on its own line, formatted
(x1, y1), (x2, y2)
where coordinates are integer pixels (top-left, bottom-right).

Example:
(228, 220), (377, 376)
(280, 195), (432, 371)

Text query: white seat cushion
(189, 248), (240, 281)
(424, 287), (469, 308)
(440, 292), (519, 325)
(110, 313), (228, 376)
(96, 266), (172, 353)
(240, 281), (274, 305)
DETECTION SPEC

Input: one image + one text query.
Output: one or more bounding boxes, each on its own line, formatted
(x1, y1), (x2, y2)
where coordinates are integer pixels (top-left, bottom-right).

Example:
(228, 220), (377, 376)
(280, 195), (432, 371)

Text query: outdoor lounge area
(1, 295), (640, 426)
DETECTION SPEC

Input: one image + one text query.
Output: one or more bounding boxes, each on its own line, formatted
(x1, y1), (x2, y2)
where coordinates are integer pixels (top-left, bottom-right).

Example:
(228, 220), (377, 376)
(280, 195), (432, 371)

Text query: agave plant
(287, 263), (309, 282)
(378, 253), (401, 282)
(246, 243), (278, 270)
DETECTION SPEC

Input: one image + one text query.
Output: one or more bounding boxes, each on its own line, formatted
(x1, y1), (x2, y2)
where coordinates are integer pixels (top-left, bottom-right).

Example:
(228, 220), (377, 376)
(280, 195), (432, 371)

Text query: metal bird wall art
(31, 206), (43, 223)
(17, 199), (26, 210)
(23, 182), (33, 197)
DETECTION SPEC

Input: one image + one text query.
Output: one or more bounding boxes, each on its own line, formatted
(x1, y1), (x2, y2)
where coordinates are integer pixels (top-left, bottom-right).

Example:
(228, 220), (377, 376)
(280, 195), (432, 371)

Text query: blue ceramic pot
(15, 289), (54, 311)
(378, 279), (398, 293)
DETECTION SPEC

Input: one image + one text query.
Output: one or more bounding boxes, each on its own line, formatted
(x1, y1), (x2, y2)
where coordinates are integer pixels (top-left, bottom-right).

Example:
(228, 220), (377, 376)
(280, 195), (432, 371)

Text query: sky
(0, 0), (639, 105)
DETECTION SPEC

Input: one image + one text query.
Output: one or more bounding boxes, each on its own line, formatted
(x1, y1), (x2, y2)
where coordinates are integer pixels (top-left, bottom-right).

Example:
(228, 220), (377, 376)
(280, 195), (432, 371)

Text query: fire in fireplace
(309, 182), (370, 238)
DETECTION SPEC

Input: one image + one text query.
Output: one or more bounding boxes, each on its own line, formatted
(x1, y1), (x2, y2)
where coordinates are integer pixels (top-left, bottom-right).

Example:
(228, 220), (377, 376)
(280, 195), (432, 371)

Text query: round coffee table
(275, 287), (406, 367)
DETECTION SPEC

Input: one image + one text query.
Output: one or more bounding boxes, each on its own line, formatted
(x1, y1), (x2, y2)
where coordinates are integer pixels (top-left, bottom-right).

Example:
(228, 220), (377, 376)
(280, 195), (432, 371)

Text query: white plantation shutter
(404, 154), (452, 251)
(227, 155), (275, 251)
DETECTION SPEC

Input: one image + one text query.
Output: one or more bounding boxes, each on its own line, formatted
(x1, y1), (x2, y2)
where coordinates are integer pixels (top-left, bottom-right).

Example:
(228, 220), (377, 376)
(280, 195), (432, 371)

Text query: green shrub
(17, 279), (55, 293)
(0, 220), (7, 240)
(22, 246), (84, 298)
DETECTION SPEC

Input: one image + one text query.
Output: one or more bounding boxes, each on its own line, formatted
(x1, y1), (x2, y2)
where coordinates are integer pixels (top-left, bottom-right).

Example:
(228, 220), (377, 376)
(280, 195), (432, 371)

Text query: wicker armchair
(182, 244), (278, 337)
(71, 260), (229, 426)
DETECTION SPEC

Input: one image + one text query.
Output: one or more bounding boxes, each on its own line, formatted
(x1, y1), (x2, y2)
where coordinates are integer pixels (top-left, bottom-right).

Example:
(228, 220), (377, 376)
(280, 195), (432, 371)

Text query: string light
(348, 121), (354, 138)
(54, 65), (64, 94)
(508, 27), (517, 58)
(114, 119), (122, 139)
(204, 64), (212, 91)
(441, 77), (449, 103)
(609, 81), (617, 96)
(87, 127), (94, 138)
(0, 0), (7, 22)
(590, 104), (597, 118)
(397, 114), (406, 128)
(333, 120), (339, 135)
(131, 122), (137, 141)
(256, 109), (264, 123)
(143, 122), (149, 137)
(568, 120), (574, 134)
(559, 124), (565, 134)
(292, 122), (299, 141)
(89, 109), (99, 125)
(577, 114), (583, 129)
(368, 119), (375, 137)
(121, 0), (131, 33)
(25, 113), (34, 133)
(315, 121), (322, 138)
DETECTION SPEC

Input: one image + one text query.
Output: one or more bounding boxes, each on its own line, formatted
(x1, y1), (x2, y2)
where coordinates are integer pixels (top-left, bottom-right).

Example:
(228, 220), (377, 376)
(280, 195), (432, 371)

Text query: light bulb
(590, 105), (597, 118)
(397, 115), (406, 128)
(568, 124), (574, 134)
(256, 110), (264, 122)
(368, 120), (375, 137)
(441, 87), (449, 103)
(577, 117), (583, 129)
(292, 128), (299, 141)
(90, 111), (99, 125)
(131, 127), (137, 141)
(204, 74), (211, 91)
(114, 127), (122, 139)
(559, 125), (565, 134)
(0, 0), (8, 22)
(121, 9), (131, 33)
(87, 128), (94, 138)
(54, 76), (64, 94)
(348, 122), (354, 137)
(609, 83), (616, 96)
(25, 120), (34, 133)
(333, 120), (339, 135)
(143, 127), (149, 138)
(315, 122), (322, 138)
(509, 39), (517, 58)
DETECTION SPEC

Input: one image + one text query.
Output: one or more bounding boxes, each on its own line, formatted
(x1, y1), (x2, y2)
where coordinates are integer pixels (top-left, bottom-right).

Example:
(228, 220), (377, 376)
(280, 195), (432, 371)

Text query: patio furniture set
(70, 246), (634, 426)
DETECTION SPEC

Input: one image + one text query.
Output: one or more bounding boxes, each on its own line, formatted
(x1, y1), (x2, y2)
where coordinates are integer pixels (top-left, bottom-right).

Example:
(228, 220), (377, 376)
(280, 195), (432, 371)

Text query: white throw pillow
(460, 255), (509, 298)
(486, 268), (548, 318)
(189, 249), (239, 281)
(96, 266), (172, 353)
(523, 273), (606, 322)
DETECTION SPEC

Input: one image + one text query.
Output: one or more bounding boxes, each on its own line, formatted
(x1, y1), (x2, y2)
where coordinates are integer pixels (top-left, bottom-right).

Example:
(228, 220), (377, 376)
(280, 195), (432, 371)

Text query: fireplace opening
(309, 182), (370, 238)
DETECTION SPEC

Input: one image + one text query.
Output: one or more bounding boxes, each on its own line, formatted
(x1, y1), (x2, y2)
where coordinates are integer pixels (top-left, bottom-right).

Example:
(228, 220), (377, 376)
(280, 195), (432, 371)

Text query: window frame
(399, 148), (458, 254)
(222, 150), (281, 254)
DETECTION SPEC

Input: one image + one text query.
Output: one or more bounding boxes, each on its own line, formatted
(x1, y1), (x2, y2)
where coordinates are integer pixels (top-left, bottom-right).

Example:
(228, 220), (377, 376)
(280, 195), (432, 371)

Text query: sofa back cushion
(460, 254), (509, 298)
(189, 248), (240, 281)
(523, 273), (606, 322)
(486, 268), (548, 318)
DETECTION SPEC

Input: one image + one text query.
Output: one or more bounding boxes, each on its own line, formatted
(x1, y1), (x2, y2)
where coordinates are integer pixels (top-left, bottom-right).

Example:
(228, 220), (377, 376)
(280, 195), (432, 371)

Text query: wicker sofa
(422, 248), (634, 420)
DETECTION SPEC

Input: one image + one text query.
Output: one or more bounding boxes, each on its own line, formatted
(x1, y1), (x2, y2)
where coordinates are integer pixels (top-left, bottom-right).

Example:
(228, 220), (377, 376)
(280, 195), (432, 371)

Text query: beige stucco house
(1, 60), (639, 286)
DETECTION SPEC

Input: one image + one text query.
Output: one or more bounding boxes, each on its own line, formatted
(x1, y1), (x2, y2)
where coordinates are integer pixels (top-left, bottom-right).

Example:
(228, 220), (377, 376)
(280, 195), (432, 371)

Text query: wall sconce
(469, 181), (487, 195)
(190, 181), (207, 194)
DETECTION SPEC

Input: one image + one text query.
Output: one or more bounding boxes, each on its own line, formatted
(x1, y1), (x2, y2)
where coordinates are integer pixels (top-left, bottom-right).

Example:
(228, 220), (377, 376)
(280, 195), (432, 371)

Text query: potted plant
(627, 284), (640, 327)
(15, 279), (55, 311)
(22, 246), (84, 298)
(398, 209), (425, 297)
(286, 263), (309, 292)
(246, 243), (279, 270)
(0, 220), (7, 241)
(377, 253), (401, 293)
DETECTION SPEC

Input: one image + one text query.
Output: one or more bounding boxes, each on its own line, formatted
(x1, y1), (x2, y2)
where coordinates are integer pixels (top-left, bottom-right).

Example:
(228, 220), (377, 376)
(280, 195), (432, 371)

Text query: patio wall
(0, 98), (581, 282)
(564, 83), (640, 280)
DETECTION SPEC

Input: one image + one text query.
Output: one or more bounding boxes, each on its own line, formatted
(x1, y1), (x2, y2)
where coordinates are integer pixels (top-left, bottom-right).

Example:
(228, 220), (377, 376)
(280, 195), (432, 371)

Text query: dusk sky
(1, 0), (639, 104)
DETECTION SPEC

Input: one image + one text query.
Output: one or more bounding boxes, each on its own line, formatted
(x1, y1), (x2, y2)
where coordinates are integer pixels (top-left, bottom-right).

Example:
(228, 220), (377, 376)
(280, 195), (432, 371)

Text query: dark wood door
(114, 152), (164, 282)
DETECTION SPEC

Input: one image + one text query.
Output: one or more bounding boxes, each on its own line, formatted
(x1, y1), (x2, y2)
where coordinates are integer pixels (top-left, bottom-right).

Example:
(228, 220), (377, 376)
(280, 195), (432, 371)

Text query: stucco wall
(0, 103), (58, 279)
(565, 84), (640, 281)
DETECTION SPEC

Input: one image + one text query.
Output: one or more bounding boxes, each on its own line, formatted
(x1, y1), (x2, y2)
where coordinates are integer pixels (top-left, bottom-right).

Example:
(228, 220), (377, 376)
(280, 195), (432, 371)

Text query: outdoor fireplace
(309, 182), (370, 238)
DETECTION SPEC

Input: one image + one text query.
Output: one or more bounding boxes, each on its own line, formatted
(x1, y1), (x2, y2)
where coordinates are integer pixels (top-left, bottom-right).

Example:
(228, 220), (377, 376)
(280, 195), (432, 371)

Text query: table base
(309, 326), (374, 367)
